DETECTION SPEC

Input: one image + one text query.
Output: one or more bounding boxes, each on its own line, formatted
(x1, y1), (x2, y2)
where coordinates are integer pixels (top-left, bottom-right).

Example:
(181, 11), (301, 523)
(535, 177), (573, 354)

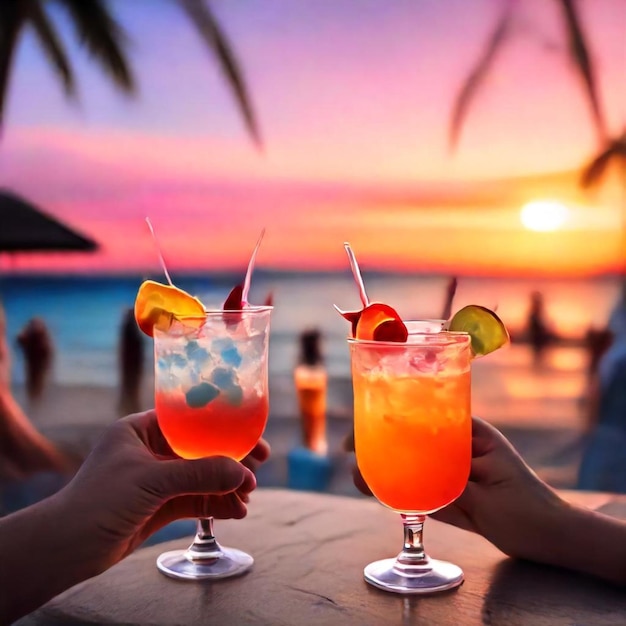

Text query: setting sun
(520, 201), (570, 232)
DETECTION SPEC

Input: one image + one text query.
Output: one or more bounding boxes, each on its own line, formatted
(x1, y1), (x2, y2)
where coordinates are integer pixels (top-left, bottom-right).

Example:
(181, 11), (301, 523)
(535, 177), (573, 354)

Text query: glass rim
(347, 330), (471, 348)
(177, 305), (274, 320)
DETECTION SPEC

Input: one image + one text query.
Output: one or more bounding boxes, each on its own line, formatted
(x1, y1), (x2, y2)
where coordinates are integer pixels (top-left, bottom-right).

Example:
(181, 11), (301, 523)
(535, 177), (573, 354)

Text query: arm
(348, 416), (626, 586)
(0, 491), (103, 623)
(431, 417), (626, 586)
(0, 410), (270, 623)
(545, 501), (626, 586)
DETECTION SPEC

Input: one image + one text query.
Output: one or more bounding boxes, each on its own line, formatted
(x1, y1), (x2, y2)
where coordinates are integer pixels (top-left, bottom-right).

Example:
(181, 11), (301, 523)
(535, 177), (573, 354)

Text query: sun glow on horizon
(520, 200), (570, 232)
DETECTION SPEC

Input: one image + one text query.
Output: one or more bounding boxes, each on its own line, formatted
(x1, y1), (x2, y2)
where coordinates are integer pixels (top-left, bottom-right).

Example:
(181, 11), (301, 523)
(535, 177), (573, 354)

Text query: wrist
(0, 488), (105, 623)
(507, 488), (570, 565)
(553, 501), (626, 585)
(525, 496), (626, 586)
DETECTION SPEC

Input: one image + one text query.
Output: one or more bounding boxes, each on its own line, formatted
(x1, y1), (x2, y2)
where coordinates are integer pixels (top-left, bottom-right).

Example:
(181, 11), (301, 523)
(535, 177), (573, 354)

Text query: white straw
(145, 217), (173, 286)
(242, 228), (265, 305)
(344, 242), (369, 307)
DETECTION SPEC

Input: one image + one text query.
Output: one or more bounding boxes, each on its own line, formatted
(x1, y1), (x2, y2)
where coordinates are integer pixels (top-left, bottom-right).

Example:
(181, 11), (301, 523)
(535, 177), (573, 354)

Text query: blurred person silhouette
(0, 306), (76, 490)
(294, 328), (328, 455)
(525, 291), (554, 365)
(16, 317), (53, 402)
(288, 328), (332, 492)
(577, 282), (626, 492)
(118, 308), (145, 417)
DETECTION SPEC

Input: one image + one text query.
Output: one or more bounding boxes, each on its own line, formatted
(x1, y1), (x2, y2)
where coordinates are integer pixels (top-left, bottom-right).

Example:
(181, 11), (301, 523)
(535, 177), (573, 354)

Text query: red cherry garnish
(355, 303), (408, 342)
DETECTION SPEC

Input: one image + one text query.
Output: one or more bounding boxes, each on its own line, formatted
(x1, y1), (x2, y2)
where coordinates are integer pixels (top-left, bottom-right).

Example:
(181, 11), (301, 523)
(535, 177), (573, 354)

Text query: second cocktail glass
(349, 324), (472, 593)
(153, 306), (272, 580)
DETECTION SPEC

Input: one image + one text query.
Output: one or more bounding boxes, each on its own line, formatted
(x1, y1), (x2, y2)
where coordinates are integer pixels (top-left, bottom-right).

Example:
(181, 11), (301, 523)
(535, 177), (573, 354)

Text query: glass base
(364, 556), (463, 594)
(156, 546), (253, 581)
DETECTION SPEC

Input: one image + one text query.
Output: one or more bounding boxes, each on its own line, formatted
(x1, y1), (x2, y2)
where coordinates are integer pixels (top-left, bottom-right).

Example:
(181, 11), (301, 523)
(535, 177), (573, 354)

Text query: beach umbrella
(0, 189), (98, 253)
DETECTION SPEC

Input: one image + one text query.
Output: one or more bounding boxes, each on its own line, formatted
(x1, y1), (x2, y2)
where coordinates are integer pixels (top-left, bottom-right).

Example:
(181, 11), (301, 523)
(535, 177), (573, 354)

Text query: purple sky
(1, 0), (624, 274)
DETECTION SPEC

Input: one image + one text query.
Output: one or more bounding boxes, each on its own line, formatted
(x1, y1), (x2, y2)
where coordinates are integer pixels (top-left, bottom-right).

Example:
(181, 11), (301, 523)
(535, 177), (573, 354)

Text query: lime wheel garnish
(448, 304), (509, 357)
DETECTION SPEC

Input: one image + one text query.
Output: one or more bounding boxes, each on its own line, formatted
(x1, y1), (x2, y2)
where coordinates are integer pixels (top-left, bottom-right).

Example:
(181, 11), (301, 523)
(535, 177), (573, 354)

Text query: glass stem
(184, 516), (223, 562)
(396, 514), (429, 568)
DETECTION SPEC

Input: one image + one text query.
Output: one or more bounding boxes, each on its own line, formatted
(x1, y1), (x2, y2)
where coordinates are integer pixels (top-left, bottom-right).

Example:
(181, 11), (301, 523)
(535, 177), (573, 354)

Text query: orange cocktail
(353, 360), (470, 513)
(350, 328), (471, 514)
(348, 327), (472, 594)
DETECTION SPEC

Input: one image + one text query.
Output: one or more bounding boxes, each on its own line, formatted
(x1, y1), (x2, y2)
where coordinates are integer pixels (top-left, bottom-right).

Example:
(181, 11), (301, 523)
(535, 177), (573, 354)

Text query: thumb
(154, 456), (254, 499)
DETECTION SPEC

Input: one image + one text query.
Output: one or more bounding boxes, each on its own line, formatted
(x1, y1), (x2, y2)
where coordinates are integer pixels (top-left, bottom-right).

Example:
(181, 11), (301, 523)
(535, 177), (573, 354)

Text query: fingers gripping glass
(153, 307), (271, 580)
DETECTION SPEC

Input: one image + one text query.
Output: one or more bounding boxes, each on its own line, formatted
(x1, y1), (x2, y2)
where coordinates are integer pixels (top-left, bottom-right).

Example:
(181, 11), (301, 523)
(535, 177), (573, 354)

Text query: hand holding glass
(154, 306), (272, 580)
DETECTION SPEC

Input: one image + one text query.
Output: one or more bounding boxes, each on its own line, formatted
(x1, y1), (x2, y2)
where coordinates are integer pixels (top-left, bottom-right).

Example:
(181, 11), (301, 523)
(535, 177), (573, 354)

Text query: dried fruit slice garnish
(355, 303), (408, 342)
(134, 280), (205, 337)
(448, 304), (509, 357)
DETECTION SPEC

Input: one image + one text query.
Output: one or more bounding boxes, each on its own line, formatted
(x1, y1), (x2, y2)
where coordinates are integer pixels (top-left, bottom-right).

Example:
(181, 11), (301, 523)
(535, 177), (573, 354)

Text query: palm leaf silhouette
(61, 0), (135, 92)
(580, 132), (626, 188)
(448, 0), (515, 152)
(178, 0), (262, 148)
(29, 3), (76, 97)
(557, 0), (606, 142)
(0, 0), (134, 128)
(450, 0), (608, 152)
(0, 1), (261, 147)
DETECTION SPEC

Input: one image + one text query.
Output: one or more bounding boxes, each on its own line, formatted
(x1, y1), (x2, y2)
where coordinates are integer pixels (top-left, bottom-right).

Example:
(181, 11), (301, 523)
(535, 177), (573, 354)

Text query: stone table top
(18, 488), (626, 626)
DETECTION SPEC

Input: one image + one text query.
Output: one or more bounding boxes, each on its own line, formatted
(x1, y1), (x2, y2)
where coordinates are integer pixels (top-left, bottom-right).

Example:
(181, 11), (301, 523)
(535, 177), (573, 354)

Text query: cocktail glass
(153, 306), (272, 580)
(348, 323), (472, 593)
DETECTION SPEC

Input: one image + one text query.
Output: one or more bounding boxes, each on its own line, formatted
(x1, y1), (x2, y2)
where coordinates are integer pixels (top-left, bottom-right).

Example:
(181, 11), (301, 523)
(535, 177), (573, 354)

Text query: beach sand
(10, 371), (587, 499)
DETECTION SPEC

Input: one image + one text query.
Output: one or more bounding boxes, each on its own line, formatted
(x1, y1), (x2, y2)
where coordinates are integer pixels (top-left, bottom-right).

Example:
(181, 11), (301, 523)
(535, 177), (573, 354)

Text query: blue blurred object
(578, 425), (626, 493)
(287, 446), (333, 492)
(578, 294), (626, 493)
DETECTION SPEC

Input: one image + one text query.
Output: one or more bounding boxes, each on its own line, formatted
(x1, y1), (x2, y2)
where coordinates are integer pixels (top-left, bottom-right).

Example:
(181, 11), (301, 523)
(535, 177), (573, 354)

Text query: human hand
(54, 410), (270, 575)
(429, 416), (566, 562)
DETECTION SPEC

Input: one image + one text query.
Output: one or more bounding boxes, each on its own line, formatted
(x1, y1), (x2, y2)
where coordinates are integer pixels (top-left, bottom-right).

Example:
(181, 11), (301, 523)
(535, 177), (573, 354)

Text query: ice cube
(225, 384), (244, 406)
(211, 366), (236, 389)
(185, 382), (219, 408)
(185, 340), (210, 364)
(157, 353), (191, 387)
(213, 337), (242, 368)
(158, 353), (187, 370)
(408, 349), (445, 375)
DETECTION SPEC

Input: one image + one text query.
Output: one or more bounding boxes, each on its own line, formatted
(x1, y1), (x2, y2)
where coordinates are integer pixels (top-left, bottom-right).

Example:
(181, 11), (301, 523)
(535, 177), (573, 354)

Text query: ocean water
(0, 272), (621, 412)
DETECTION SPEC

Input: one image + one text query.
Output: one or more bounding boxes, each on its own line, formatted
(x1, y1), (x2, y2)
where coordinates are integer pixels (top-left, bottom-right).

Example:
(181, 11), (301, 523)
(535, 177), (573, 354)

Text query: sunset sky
(0, 0), (624, 276)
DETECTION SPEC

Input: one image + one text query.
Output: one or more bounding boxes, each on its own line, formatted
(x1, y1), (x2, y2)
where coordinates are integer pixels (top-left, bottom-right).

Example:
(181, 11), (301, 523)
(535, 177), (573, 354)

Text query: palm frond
(0, 3), (25, 126)
(178, 0), (262, 149)
(580, 134), (626, 188)
(448, 0), (516, 152)
(57, 0), (135, 93)
(557, 0), (606, 142)
(29, 2), (76, 98)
